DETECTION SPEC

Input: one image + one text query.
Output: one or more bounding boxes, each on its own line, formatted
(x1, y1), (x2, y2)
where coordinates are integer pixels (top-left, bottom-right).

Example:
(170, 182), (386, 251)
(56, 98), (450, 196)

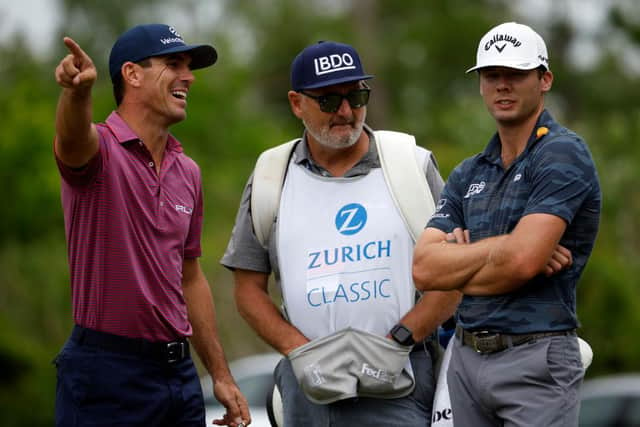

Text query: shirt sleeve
(426, 161), (467, 232)
(523, 136), (597, 223)
(220, 172), (272, 273)
(54, 132), (104, 187)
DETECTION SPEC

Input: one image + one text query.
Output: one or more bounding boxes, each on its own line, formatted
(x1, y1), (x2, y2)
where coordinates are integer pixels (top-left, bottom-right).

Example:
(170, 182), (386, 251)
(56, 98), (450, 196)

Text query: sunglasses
(299, 88), (371, 113)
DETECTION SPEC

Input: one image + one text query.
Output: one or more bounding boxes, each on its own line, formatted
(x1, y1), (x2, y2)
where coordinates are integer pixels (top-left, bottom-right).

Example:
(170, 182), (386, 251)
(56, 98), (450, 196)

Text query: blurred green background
(1, 0), (639, 424)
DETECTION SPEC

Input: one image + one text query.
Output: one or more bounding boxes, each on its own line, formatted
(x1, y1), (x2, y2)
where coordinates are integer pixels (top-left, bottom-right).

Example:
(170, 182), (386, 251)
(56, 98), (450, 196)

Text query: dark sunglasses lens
(318, 95), (343, 113)
(347, 90), (370, 108)
(316, 89), (370, 113)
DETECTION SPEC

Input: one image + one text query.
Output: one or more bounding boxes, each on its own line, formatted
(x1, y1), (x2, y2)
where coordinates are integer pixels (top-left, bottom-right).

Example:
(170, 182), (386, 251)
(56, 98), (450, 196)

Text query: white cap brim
(466, 59), (543, 73)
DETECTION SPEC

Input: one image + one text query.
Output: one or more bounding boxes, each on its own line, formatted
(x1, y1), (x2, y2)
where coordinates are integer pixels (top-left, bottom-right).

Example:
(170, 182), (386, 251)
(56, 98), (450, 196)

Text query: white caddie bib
(276, 163), (415, 340)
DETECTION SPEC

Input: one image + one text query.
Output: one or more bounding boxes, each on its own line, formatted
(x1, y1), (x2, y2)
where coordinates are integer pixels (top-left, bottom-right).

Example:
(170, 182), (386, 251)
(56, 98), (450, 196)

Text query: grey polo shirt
(221, 125), (445, 274)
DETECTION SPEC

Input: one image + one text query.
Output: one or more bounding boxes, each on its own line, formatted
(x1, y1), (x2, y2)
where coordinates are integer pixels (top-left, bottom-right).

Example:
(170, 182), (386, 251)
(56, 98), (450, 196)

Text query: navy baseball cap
(108, 24), (217, 83)
(291, 41), (373, 91)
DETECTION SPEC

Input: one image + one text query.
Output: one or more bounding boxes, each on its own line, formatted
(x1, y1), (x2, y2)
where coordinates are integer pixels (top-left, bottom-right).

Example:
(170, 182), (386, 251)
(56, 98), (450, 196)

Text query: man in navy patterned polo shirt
(412, 22), (600, 426)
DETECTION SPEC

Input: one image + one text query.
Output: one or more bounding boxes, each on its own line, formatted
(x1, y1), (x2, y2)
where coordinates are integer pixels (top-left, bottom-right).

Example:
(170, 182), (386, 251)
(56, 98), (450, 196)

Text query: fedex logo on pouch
(361, 363), (395, 384)
(314, 53), (356, 75)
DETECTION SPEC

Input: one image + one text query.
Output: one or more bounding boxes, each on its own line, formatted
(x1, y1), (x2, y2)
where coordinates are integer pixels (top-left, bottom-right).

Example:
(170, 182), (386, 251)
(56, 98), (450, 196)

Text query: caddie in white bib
(277, 162), (415, 340)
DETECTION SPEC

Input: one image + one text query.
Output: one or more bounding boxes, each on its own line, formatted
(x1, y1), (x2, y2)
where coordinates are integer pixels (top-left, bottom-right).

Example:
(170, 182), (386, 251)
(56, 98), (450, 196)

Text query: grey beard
(303, 120), (363, 149)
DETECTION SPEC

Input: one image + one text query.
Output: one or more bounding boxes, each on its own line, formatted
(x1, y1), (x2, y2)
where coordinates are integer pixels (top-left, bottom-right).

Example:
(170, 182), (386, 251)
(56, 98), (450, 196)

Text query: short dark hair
(536, 65), (547, 79)
(112, 58), (152, 106)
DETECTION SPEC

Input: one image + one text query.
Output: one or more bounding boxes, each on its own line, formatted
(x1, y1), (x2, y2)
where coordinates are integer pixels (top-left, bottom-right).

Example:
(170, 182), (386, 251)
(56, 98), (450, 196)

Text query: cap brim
(153, 44), (218, 69)
(299, 74), (374, 90)
(465, 60), (541, 74)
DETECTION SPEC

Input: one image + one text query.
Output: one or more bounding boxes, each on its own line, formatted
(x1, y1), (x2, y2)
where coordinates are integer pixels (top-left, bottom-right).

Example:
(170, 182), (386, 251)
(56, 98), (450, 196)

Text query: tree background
(1, 0), (638, 424)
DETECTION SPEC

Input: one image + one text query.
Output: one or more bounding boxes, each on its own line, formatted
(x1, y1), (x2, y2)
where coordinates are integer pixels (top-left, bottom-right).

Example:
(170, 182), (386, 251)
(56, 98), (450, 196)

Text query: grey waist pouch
(287, 328), (414, 404)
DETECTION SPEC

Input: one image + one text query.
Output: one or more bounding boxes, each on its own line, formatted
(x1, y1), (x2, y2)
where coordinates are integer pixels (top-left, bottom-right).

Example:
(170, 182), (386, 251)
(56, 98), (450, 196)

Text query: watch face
(393, 324), (414, 345)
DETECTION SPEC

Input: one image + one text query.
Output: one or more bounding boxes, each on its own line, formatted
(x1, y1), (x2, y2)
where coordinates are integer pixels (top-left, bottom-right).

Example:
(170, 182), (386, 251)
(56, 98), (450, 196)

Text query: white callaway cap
(466, 22), (549, 73)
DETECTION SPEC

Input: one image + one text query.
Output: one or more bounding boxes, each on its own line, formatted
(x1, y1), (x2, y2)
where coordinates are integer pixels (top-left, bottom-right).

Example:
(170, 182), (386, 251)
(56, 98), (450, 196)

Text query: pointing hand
(55, 37), (97, 90)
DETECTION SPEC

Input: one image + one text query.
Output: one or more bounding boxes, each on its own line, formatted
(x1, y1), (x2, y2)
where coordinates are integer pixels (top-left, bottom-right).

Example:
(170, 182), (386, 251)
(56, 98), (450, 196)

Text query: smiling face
(288, 81), (367, 150)
(478, 66), (552, 127)
(135, 52), (195, 126)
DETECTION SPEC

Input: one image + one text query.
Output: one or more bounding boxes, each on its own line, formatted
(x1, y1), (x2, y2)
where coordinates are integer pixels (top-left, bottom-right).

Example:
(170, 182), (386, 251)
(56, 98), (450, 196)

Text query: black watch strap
(390, 323), (415, 346)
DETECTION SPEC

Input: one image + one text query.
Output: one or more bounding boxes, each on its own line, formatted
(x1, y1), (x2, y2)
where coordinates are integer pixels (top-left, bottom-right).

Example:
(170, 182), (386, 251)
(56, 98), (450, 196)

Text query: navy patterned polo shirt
(427, 110), (601, 333)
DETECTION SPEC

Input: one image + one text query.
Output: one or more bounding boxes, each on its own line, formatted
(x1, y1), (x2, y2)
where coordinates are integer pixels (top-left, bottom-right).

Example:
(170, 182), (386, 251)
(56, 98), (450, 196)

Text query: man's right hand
(211, 377), (251, 427)
(54, 36), (100, 168)
(55, 37), (97, 91)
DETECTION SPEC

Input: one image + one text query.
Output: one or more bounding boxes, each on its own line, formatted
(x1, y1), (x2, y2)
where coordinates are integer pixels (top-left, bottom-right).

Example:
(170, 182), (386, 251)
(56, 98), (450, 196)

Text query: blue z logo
(335, 203), (367, 235)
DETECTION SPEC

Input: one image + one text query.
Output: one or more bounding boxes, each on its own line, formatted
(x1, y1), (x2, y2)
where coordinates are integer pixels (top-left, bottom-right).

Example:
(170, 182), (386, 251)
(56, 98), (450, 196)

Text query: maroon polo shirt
(56, 112), (203, 341)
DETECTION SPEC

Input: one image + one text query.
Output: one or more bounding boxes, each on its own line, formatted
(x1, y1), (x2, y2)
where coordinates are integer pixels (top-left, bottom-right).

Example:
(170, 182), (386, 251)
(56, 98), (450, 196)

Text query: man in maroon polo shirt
(53, 24), (249, 427)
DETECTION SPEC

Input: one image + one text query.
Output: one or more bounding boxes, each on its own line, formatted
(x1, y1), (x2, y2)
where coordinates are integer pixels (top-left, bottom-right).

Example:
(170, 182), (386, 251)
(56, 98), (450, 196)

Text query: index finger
(63, 37), (89, 60)
(237, 395), (251, 425)
(555, 244), (571, 258)
(451, 227), (467, 244)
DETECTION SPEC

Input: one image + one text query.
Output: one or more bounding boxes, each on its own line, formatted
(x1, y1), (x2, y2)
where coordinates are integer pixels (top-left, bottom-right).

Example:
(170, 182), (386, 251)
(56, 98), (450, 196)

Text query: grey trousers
(275, 347), (434, 427)
(447, 334), (584, 427)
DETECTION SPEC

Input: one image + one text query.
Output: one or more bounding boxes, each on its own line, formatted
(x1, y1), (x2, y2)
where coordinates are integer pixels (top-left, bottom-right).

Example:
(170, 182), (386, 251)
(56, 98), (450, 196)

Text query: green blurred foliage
(0, 0), (638, 424)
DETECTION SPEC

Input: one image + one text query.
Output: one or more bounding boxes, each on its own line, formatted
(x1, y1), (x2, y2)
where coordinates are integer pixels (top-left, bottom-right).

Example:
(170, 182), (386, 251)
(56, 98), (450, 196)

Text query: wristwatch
(390, 323), (415, 346)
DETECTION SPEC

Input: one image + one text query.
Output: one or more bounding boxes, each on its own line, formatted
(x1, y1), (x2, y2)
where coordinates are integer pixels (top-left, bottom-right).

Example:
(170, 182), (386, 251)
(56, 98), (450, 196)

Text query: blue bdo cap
(109, 24), (217, 83)
(290, 41), (373, 91)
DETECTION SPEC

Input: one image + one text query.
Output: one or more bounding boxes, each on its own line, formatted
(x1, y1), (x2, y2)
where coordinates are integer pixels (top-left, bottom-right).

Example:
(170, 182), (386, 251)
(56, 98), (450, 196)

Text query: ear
(541, 70), (553, 93)
(288, 90), (304, 119)
(121, 62), (143, 88)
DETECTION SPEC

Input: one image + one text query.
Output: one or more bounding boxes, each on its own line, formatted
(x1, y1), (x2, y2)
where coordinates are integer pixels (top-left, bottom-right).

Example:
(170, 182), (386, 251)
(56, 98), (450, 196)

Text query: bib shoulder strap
(250, 139), (298, 247)
(251, 132), (436, 247)
(374, 130), (436, 242)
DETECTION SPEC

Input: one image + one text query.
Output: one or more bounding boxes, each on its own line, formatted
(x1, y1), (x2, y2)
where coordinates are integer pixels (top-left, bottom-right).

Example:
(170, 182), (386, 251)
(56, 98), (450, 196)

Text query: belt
(455, 325), (576, 355)
(71, 325), (190, 363)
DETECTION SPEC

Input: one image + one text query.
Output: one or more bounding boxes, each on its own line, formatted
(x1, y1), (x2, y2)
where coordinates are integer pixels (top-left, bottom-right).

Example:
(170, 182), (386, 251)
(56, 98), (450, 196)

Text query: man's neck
(117, 105), (170, 173)
(497, 107), (543, 169)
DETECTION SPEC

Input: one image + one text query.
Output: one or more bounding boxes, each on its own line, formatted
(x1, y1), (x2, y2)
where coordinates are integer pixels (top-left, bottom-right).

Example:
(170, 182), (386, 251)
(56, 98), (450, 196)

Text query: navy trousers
(54, 330), (205, 427)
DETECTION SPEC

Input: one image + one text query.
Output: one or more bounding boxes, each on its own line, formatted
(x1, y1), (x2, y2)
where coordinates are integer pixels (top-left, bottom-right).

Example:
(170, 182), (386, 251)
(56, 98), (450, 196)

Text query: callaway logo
(485, 33), (522, 52)
(464, 181), (486, 199)
(335, 203), (367, 235)
(314, 53), (356, 75)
